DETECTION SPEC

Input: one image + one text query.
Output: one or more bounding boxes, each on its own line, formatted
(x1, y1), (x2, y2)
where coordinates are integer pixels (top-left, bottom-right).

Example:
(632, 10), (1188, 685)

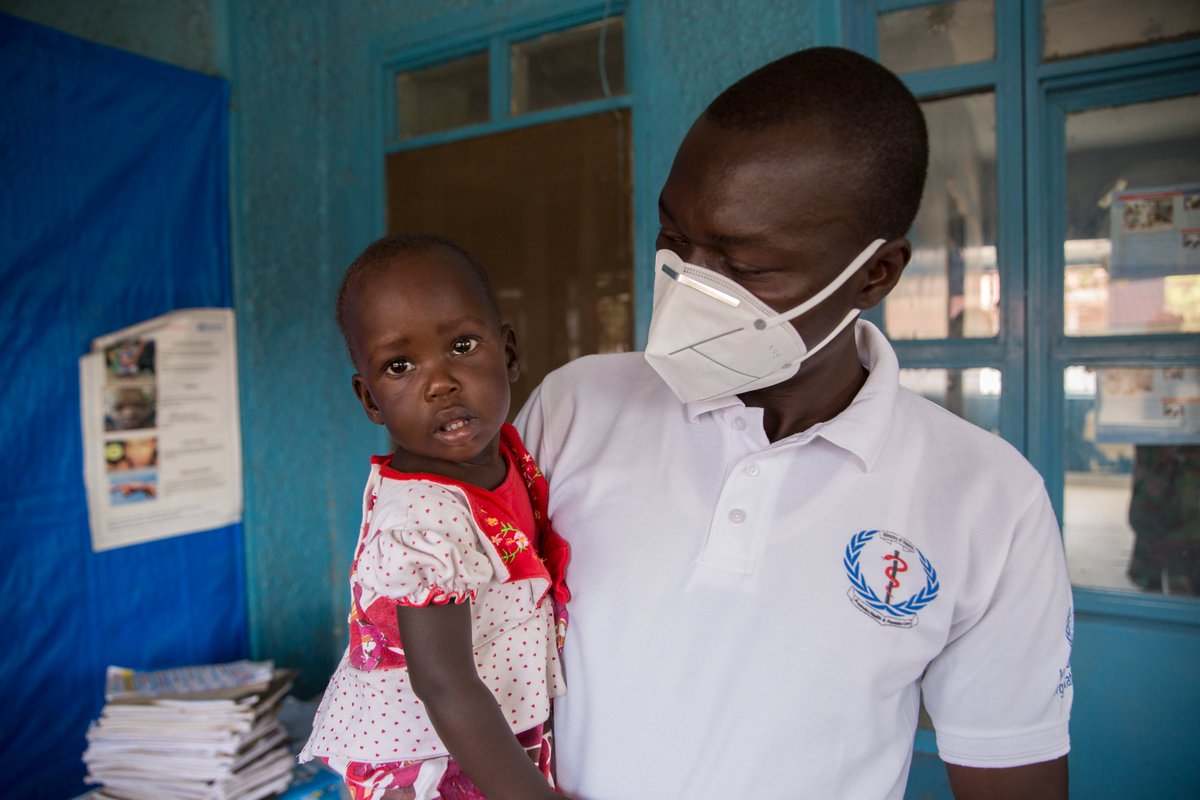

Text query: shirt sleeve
(355, 484), (495, 607)
(921, 486), (1075, 767)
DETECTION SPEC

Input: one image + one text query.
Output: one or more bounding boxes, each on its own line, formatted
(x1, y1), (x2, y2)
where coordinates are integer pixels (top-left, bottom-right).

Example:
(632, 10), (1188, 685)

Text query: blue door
(846, 2), (1200, 797)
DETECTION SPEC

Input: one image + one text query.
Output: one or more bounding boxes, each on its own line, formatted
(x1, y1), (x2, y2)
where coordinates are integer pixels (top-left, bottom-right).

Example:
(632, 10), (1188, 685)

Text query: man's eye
(656, 228), (687, 247)
(451, 337), (480, 355)
(384, 359), (413, 376)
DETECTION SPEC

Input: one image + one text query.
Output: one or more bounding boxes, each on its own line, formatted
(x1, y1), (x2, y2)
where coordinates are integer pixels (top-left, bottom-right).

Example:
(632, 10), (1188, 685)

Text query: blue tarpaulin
(0, 15), (246, 799)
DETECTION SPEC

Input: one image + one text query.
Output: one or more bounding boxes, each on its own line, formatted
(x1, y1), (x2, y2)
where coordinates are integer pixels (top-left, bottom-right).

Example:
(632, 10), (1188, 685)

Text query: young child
(299, 233), (571, 800)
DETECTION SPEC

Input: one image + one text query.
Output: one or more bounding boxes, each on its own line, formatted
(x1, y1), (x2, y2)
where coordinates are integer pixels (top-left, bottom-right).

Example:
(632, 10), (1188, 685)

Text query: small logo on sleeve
(1057, 606), (1074, 699)
(844, 529), (939, 628)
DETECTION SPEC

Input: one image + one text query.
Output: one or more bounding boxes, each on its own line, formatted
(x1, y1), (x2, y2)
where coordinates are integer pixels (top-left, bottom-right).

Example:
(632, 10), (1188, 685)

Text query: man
(517, 47), (1072, 799)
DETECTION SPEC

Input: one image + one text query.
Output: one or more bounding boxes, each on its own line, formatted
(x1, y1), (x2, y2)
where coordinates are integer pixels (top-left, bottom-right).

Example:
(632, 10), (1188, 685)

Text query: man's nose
(671, 244), (722, 273)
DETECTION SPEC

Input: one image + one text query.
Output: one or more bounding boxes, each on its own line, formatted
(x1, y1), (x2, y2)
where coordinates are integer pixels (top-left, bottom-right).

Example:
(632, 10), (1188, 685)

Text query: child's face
(111, 388), (151, 430)
(124, 438), (156, 468)
(347, 248), (519, 475)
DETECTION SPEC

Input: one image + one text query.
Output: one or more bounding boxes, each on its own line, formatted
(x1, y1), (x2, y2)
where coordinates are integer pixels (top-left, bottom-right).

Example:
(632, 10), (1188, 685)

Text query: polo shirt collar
(810, 320), (898, 471)
(680, 320), (898, 469)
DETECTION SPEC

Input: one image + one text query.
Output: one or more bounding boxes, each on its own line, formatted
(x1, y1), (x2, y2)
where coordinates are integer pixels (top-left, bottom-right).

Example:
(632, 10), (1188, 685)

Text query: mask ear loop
(752, 239), (887, 331)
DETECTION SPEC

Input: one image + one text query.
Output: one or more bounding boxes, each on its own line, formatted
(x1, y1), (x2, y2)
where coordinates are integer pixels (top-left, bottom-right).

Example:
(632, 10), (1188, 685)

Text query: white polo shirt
(514, 321), (1072, 800)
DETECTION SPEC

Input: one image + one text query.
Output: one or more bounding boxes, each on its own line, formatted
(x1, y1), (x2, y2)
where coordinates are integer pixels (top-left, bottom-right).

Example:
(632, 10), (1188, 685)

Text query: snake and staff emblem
(883, 550), (908, 605)
(845, 530), (939, 628)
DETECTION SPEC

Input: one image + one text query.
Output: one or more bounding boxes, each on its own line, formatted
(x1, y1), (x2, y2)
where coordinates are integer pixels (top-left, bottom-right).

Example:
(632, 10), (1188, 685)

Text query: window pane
(886, 92), (998, 339)
(395, 52), (489, 138)
(1063, 365), (1200, 595)
(877, 0), (994, 74)
(898, 368), (1002, 433)
(1064, 93), (1200, 336)
(1043, 0), (1200, 61)
(511, 18), (625, 115)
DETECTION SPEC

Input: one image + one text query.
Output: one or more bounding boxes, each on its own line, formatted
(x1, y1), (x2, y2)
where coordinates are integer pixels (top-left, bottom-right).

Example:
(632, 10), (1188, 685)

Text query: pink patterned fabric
(333, 725), (551, 800)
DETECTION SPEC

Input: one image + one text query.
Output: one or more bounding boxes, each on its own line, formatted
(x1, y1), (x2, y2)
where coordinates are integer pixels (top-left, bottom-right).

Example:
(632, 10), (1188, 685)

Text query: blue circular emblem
(844, 529), (939, 627)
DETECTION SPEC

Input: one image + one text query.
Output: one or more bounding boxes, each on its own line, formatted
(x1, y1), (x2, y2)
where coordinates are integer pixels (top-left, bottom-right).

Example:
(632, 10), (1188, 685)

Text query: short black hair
(704, 47), (928, 240)
(335, 233), (502, 360)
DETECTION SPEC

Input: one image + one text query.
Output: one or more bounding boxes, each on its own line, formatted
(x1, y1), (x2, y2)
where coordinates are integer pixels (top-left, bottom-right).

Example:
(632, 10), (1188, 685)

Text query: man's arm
(946, 756), (1068, 800)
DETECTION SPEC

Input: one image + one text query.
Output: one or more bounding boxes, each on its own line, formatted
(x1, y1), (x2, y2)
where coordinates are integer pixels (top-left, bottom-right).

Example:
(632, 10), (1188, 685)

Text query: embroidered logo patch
(844, 529), (939, 628)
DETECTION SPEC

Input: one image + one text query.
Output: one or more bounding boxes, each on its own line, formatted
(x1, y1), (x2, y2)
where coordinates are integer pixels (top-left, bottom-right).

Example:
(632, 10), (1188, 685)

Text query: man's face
(346, 249), (519, 474)
(655, 116), (873, 347)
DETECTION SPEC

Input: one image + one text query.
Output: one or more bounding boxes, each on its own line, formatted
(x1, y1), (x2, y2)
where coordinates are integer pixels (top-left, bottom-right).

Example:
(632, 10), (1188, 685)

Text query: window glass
(898, 367), (1002, 433)
(1064, 93), (1200, 336)
(395, 52), (489, 138)
(886, 92), (998, 339)
(511, 18), (625, 114)
(1062, 365), (1200, 595)
(1043, 0), (1200, 61)
(877, 0), (994, 74)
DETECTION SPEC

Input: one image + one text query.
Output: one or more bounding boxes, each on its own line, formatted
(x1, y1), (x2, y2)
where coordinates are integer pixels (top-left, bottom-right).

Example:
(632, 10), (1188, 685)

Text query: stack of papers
(83, 660), (298, 800)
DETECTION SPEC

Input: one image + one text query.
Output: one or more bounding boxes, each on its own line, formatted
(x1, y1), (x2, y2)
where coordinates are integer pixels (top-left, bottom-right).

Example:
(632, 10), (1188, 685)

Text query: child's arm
(397, 602), (565, 800)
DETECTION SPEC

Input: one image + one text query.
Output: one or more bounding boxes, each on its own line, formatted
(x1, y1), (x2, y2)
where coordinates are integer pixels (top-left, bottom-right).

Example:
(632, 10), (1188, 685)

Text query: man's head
(702, 46), (928, 241)
(337, 234), (519, 472)
(650, 47), (927, 422)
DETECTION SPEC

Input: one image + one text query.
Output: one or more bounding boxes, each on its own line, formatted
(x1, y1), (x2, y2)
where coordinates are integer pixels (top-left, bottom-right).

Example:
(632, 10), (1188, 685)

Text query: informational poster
(1094, 366), (1200, 445)
(79, 308), (243, 551)
(1109, 184), (1200, 280)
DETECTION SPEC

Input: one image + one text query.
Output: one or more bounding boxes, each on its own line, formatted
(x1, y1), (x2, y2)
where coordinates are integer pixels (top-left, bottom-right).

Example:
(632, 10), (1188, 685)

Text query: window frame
(376, 2), (631, 154)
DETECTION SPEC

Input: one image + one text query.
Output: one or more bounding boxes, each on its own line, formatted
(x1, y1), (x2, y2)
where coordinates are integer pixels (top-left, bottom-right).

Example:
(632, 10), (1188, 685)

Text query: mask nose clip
(660, 258), (742, 308)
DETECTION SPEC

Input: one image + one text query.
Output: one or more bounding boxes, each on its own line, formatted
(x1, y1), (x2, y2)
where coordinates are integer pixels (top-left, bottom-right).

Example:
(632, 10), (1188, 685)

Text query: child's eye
(451, 336), (480, 356)
(384, 358), (414, 376)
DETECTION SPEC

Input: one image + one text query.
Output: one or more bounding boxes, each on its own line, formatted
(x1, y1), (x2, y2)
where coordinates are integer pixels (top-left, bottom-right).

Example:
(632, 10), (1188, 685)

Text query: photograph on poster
(105, 338), (156, 379)
(104, 386), (156, 432)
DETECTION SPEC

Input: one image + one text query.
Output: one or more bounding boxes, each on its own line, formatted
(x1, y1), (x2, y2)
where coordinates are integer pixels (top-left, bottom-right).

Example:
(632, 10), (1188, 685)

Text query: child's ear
(351, 374), (385, 425)
(501, 324), (521, 383)
(856, 237), (911, 310)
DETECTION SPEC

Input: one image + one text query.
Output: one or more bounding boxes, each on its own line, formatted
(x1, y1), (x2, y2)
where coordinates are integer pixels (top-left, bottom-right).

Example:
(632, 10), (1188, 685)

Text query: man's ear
(502, 324), (521, 383)
(351, 374), (385, 425)
(857, 237), (911, 310)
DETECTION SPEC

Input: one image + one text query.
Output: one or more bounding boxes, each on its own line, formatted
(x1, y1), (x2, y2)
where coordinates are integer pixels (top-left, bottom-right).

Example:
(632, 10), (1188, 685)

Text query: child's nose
(424, 362), (461, 399)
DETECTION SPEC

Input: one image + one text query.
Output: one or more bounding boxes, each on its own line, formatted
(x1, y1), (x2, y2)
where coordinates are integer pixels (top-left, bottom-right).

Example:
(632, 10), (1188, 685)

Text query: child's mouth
(435, 414), (476, 442)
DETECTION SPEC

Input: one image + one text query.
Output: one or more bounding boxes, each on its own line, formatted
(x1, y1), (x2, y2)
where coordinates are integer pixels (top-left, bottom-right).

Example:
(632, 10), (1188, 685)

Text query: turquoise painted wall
(227, 0), (837, 696)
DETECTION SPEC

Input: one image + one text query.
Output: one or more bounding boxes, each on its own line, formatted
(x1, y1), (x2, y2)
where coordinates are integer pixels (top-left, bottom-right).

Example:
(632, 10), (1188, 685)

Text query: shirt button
(728, 509), (746, 524)
(745, 463), (760, 476)
(732, 417), (747, 430)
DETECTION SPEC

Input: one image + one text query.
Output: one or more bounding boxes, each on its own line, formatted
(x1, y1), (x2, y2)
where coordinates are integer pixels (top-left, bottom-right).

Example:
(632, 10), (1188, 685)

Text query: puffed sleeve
(355, 480), (495, 607)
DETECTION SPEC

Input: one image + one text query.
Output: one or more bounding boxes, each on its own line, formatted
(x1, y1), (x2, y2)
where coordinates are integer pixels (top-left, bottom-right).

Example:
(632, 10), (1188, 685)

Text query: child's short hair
(335, 232), (502, 357)
(704, 47), (928, 241)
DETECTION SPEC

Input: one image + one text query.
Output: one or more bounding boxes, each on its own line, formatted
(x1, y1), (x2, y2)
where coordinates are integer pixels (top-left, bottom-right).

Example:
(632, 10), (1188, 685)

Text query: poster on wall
(79, 308), (243, 551)
(1094, 366), (1200, 445)
(1109, 184), (1200, 280)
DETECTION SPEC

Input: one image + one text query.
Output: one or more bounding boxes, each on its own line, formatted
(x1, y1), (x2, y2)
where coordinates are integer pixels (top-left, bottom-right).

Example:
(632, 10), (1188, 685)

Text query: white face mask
(644, 239), (886, 404)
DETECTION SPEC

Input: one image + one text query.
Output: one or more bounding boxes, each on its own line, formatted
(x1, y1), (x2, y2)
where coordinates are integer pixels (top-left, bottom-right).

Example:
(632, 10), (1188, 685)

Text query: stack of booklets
(83, 659), (298, 800)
